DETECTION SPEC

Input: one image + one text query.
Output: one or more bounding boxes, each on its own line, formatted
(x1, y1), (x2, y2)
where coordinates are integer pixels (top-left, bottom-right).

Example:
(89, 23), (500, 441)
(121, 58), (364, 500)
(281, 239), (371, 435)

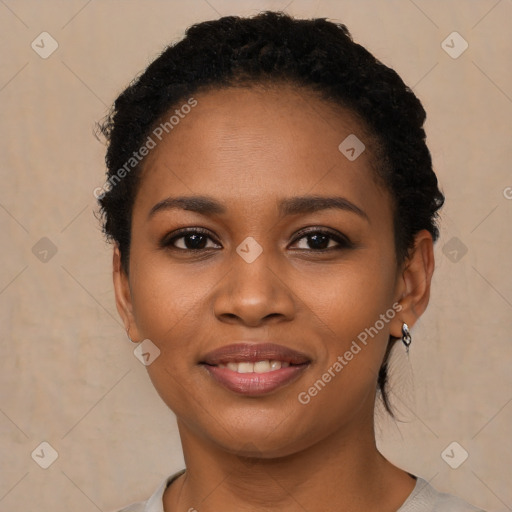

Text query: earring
(401, 322), (412, 353)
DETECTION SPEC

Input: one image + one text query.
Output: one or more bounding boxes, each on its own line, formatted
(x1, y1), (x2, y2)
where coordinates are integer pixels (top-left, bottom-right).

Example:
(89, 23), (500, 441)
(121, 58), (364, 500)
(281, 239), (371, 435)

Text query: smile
(200, 343), (311, 395)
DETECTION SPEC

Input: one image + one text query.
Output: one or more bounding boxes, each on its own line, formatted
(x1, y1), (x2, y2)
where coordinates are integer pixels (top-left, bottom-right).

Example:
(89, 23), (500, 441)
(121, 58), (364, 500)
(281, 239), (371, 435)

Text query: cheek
(295, 277), (395, 429)
(129, 252), (212, 340)
(299, 248), (398, 389)
(300, 252), (397, 338)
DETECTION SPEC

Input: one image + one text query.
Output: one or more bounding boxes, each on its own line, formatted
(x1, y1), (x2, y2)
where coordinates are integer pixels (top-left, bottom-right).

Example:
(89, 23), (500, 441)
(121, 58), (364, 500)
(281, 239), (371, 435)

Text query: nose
(212, 251), (296, 327)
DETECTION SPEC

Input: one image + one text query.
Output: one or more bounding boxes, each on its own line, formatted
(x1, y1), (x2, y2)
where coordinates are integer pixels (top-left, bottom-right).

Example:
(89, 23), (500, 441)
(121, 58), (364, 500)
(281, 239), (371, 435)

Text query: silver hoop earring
(401, 322), (412, 353)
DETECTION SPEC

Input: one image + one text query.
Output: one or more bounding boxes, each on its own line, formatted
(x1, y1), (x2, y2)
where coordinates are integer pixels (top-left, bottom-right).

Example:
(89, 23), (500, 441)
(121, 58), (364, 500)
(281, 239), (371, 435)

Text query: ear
(113, 244), (141, 343)
(390, 229), (435, 338)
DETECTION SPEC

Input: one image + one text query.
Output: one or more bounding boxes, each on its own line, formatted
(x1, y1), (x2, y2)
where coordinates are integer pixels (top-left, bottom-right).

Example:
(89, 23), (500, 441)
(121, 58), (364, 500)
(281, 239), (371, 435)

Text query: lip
(200, 343), (311, 396)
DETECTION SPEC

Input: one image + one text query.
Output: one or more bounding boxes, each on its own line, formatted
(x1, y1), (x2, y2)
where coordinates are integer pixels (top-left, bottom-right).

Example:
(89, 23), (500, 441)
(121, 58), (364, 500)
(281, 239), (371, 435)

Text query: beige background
(0, 1), (511, 510)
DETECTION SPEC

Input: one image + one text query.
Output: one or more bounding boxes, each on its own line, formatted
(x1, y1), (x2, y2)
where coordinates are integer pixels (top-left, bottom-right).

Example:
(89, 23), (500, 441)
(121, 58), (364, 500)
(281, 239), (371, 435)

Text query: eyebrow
(148, 195), (369, 222)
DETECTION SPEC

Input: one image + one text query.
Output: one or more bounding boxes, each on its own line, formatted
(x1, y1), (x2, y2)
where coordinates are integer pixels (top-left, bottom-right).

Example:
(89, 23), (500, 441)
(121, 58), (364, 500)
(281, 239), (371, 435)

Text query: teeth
(217, 360), (291, 373)
(254, 360), (270, 373)
(237, 362), (254, 374)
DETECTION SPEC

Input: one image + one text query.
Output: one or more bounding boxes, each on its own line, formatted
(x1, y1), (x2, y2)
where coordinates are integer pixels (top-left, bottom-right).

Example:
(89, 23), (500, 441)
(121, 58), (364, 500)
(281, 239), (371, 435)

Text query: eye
(161, 228), (221, 251)
(161, 227), (352, 252)
(290, 228), (352, 251)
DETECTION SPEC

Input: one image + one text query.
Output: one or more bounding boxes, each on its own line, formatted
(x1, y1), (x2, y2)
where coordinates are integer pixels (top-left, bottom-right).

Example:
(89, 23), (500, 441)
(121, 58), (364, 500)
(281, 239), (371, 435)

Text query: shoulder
(399, 477), (486, 512)
(114, 503), (146, 512)
(111, 469), (186, 512)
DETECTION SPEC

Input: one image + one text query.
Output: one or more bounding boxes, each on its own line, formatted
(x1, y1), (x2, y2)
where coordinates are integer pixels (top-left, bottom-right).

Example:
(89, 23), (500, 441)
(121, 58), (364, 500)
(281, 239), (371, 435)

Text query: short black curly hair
(97, 10), (444, 417)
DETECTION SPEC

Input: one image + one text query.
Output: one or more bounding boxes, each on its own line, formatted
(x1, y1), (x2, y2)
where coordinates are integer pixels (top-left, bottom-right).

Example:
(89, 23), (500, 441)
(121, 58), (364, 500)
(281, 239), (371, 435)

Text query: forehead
(135, 85), (392, 224)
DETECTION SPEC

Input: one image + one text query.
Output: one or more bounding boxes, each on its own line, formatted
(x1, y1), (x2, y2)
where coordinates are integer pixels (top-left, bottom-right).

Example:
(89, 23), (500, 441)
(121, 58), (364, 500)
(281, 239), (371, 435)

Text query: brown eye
(161, 228), (221, 251)
(291, 228), (352, 251)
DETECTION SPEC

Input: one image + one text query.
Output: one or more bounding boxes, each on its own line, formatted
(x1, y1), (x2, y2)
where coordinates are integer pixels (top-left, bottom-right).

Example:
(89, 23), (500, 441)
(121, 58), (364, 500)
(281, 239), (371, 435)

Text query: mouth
(199, 343), (311, 396)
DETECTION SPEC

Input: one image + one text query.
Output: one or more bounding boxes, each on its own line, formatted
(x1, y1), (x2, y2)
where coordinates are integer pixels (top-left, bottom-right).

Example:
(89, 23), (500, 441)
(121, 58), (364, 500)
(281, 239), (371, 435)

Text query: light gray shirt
(114, 469), (485, 512)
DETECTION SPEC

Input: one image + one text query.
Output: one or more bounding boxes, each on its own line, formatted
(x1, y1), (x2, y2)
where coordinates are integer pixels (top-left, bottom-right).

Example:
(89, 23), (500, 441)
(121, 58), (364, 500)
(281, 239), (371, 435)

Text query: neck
(163, 408), (415, 512)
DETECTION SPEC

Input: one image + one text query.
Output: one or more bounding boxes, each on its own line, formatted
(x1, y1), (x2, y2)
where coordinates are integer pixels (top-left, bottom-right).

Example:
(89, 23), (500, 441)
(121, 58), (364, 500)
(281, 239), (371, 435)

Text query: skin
(113, 84), (435, 512)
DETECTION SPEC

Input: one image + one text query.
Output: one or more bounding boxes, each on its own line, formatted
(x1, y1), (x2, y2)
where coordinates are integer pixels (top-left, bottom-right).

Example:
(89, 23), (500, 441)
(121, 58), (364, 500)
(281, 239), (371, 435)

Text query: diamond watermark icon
(31, 32), (59, 59)
(32, 237), (58, 263)
(31, 441), (58, 469)
(441, 32), (468, 59)
(134, 339), (161, 366)
(338, 134), (365, 161)
(442, 236), (468, 263)
(441, 441), (469, 469)
(236, 236), (263, 263)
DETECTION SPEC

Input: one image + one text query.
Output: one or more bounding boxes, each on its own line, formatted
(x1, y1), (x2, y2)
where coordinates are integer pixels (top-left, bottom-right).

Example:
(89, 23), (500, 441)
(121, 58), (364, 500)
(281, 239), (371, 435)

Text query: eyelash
(160, 227), (353, 253)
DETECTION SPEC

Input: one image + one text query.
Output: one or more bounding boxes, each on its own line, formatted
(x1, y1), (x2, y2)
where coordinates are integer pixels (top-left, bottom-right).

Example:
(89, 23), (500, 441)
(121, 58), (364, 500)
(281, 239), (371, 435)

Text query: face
(114, 85), (430, 458)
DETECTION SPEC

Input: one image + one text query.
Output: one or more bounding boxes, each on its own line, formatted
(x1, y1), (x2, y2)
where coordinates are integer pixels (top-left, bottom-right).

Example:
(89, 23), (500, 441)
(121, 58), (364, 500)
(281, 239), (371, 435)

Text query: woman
(97, 11), (484, 512)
